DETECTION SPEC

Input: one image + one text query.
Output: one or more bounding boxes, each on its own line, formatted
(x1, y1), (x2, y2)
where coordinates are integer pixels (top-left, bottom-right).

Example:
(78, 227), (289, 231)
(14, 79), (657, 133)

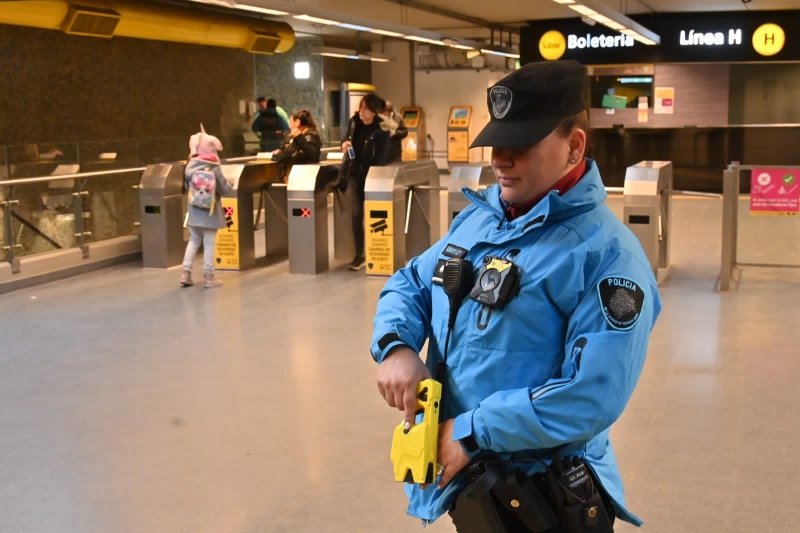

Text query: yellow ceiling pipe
(0, 0), (295, 53)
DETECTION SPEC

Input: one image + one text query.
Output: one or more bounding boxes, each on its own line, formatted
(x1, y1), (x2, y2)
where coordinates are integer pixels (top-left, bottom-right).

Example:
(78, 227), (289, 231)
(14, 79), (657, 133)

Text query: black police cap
(470, 60), (588, 149)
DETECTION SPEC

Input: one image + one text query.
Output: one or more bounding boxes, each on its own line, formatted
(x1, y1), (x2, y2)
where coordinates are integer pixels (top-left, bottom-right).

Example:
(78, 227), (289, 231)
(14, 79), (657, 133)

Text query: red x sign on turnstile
(224, 206), (234, 217)
(300, 208), (311, 218)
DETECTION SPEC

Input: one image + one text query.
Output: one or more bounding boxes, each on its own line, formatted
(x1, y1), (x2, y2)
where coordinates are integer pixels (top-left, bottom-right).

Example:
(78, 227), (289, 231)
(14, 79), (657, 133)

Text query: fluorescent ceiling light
(405, 35), (445, 45)
(481, 49), (520, 58)
(450, 44), (475, 50)
(556, 0), (660, 45)
(360, 55), (391, 62)
(589, 14), (626, 31)
(312, 46), (356, 56)
(618, 77), (653, 83)
(569, 5), (598, 16)
(370, 29), (405, 37)
(293, 14), (340, 25)
(338, 23), (373, 32)
(236, 4), (289, 16)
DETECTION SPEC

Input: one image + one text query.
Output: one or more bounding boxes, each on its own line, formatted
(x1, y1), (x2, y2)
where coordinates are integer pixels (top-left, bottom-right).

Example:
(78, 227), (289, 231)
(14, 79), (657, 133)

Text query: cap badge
(490, 86), (512, 119)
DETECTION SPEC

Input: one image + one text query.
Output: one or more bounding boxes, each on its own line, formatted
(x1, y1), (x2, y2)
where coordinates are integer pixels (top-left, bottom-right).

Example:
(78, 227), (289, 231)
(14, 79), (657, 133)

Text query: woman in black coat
(340, 93), (390, 271)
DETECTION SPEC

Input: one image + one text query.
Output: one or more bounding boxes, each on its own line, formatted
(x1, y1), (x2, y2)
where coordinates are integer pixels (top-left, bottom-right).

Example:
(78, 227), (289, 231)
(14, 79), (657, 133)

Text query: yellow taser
(390, 379), (442, 484)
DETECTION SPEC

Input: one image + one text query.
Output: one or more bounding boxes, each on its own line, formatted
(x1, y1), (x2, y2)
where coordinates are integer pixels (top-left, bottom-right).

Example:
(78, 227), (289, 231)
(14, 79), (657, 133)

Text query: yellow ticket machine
(399, 107), (424, 162)
(447, 106), (472, 165)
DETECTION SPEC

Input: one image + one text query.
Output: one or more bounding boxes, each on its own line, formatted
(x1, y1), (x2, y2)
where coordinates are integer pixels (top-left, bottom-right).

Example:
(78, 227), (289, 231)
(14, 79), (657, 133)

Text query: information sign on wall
(750, 169), (800, 216)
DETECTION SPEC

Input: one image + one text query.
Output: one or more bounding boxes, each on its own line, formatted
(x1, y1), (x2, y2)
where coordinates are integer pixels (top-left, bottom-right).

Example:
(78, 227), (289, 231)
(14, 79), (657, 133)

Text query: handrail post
(1, 194), (21, 274)
(719, 166), (739, 291)
(72, 181), (90, 259)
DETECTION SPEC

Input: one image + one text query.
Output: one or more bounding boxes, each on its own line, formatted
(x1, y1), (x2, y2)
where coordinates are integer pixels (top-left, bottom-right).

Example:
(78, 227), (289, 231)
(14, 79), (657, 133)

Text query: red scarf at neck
(504, 159), (587, 220)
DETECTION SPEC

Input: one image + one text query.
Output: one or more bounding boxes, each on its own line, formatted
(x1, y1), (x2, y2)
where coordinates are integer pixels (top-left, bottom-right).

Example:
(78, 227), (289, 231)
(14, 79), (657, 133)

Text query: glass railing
(0, 135), (252, 272)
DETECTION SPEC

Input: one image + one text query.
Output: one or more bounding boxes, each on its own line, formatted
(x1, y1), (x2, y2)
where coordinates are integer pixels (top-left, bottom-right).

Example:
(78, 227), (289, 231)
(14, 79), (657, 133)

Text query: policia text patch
(597, 277), (644, 330)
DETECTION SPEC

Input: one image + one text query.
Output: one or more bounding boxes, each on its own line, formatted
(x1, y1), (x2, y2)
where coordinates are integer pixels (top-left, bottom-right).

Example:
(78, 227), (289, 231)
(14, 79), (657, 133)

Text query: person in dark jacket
(340, 93), (390, 270)
(381, 101), (408, 163)
(252, 97), (290, 152)
(272, 109), (322, 171)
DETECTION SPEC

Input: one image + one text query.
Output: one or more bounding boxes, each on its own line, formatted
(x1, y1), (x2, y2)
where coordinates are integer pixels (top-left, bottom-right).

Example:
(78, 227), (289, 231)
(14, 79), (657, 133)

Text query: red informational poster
(750, 168), (800, 216)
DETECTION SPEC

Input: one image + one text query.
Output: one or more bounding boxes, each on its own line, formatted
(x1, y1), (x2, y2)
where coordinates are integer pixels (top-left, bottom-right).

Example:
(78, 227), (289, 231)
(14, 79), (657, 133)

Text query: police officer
(371, 60), (662, 531)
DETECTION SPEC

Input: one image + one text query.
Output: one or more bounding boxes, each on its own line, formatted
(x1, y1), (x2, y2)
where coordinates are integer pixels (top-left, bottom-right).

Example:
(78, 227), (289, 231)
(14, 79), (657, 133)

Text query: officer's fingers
(438, 467), (454, 489)
(377, 383), (387, 400)
(402, 386), (418, 425)
(385, 387), (398, 408)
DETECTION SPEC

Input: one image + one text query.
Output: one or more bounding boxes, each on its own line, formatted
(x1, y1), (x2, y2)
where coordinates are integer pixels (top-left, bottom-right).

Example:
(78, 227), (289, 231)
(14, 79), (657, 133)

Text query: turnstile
(216, 161), (284, 271)
(623, 161), (672, 281)
(448, 165), (496, 226)
(363, 161), (441, 276)
(287, 164), (352, 274)
(139, 162), (186, 268)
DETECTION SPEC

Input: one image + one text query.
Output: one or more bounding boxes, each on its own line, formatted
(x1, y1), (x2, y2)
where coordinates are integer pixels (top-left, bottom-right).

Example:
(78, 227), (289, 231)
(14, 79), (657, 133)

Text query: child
(179, 127), (232, 289)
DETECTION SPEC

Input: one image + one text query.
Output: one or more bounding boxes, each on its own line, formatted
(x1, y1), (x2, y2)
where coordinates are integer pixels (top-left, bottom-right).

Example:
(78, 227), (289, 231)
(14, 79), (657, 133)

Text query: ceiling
(186, 0), (799, 47)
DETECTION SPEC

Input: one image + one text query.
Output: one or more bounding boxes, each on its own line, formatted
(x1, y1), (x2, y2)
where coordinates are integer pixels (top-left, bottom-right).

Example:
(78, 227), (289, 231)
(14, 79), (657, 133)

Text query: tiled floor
(0, 196), (797, 533)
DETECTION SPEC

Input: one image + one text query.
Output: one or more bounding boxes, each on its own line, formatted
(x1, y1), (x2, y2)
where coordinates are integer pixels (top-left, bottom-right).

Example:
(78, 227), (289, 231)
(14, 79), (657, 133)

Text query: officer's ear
(567, 127), (587, 161)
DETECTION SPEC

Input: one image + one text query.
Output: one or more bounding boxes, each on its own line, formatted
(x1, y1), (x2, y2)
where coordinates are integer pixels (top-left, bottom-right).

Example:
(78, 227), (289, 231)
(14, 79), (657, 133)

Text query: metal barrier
(719, 164), (800, 292)
(286, 163), (352, 274)
(363, 161), (441, 275)
(217, 161), (284, 271)
(139, 163), (186, 268)
(448, 165), (495, 225)
(0, 166), (144, 288)
(623, 161), (672, 282)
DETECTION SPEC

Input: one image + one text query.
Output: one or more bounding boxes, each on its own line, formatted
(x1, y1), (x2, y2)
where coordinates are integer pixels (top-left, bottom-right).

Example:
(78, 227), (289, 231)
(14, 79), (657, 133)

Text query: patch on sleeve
(597, 277), (645, 330)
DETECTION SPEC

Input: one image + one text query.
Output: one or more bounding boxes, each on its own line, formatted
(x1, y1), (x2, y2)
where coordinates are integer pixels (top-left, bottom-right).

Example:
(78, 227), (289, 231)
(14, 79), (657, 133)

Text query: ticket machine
(399, 107), (424, 162)
(447, 106), (472, 166)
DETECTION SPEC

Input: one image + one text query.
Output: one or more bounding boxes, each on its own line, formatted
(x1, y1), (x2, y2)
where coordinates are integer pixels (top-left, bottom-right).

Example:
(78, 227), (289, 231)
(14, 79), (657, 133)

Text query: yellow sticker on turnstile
(215, 197), (240, 270)
(365, 200), (394, 276)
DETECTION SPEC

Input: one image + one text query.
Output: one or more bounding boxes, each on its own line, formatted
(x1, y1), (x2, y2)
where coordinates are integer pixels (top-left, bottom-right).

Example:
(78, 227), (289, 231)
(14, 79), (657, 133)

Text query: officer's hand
(376, 346), (431, 428)
(436, 418), (470, 489)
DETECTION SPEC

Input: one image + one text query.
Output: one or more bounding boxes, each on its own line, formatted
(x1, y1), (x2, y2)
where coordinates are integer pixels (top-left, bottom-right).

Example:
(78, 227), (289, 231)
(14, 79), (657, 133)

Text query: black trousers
(346, 174), (365, 258)
(449, 472), (615, 533)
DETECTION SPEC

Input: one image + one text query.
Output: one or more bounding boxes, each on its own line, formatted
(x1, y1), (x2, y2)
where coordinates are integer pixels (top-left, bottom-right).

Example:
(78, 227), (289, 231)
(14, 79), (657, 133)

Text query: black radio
(469, 256), (521, 309)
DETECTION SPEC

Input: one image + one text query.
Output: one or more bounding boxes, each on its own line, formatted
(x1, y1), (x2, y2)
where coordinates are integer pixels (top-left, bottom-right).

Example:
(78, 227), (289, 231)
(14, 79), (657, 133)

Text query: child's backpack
(188, 167), (216, 212)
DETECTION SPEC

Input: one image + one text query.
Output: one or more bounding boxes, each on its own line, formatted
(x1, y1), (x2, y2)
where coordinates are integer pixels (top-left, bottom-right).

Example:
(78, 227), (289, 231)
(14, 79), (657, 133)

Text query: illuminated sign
(752, 23), (785, 56)
(521, 11), (798, 64)
(539, 30), (566, 60)
(679, 29), (742, 46)
(568, 33), (634, 49)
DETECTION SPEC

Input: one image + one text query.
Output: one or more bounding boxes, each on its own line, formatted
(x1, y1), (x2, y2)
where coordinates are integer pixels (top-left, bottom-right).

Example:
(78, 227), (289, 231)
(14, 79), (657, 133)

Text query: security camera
(581, 15), (597, 26)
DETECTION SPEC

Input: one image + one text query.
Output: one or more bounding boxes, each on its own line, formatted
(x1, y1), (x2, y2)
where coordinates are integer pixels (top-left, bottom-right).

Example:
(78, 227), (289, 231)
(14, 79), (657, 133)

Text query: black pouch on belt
(449, 461), (558, 533)
(543, 455), (614, 533)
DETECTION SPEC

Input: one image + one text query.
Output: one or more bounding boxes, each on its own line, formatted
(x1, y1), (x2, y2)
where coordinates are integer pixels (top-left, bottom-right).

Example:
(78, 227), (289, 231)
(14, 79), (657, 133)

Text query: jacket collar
(462, 158), (607, 230)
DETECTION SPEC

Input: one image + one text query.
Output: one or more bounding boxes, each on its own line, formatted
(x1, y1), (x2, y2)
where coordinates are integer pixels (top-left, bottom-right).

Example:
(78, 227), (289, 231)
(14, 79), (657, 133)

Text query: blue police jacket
(371, 159), (661, 526)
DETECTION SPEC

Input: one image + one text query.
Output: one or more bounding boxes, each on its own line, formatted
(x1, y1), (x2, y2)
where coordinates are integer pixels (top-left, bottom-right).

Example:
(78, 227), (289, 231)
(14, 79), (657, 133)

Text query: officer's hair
(555, 110), (589, 138)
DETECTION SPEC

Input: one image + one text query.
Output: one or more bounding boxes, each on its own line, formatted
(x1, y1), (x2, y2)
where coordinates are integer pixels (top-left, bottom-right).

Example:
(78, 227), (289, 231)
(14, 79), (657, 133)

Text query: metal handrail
(0, 167), (147, 187)
(0, 152), (310, 186)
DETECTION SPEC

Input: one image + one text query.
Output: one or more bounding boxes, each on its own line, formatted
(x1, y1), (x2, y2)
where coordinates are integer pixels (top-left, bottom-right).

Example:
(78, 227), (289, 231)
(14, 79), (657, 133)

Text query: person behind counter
(340, 93), (390, 271)
(252, 97), (290, 152)
(271, 109), (322, 177)
(370, 60), (662, 532)
(179, 127), (233, 289)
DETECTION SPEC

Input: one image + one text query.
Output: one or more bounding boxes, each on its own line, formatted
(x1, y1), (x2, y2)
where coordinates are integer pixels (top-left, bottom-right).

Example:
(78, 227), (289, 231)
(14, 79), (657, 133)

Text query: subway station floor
(1, 196), (798, 533)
